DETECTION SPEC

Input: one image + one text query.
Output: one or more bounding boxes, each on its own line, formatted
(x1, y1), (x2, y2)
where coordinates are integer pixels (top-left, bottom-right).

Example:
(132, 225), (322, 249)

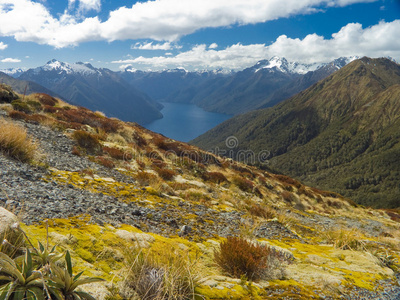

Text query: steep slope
(19, 60), (162, 124)
(0, 71), (62, 98)
(193, 57), (400, 208)
(1, 84), (400, 299)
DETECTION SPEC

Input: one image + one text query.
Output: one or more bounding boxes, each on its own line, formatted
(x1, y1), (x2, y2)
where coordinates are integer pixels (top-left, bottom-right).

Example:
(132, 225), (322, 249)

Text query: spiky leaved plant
(47, 250), (105, 300)
(0, 249), (51, 300)
(32, 241), (64, 268)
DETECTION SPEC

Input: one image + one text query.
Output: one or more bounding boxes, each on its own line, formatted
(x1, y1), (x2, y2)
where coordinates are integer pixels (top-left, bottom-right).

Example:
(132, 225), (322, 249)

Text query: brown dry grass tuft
(214, 236), (289, 281)
(155, 168), (176, 181)
(231, 176), (254, 193)
(0, 119), (38, 162)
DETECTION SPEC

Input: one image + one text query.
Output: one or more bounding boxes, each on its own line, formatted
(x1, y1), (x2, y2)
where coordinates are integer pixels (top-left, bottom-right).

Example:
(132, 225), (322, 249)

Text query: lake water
(144, 102), (232, 142)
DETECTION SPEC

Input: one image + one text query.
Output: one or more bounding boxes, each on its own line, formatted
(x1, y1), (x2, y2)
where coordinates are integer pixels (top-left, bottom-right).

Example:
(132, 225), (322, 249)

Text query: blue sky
(0, 0), (399, 71)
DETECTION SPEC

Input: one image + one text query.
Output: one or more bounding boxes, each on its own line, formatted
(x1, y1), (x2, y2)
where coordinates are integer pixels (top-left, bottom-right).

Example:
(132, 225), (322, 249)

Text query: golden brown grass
(214, 236), (290, 281)
(323, 228), (366, 251)
(0, 119), (38, 162)
(122, 245), (200, 300)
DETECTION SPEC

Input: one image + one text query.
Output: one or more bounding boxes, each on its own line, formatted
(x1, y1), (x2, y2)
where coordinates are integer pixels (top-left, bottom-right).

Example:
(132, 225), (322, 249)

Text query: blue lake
(144, 102), (232, 142)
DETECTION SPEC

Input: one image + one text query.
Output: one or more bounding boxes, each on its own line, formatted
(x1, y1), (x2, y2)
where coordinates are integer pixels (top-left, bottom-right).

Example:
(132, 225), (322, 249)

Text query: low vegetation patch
(123, 245), (199, 300)
(232, 176), (254, 193)
(72, 130), (102, 155)
(0, 225), (103, 300)
(0, 119), (38, 162)
(324, 228), (366, 251)
(214, 236), (289, 281)
(0, 84), (19, 103)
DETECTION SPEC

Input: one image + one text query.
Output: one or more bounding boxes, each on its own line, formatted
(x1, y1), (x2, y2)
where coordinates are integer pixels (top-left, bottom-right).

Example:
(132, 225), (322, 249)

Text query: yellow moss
(195, 284), (254, 300)
(75, 247), (95, 263)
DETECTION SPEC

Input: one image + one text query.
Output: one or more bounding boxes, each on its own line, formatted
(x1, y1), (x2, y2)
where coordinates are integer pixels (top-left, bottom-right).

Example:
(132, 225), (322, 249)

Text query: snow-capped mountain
(31, 59), (99, 76)
(165, 56), (365, 115)
(18, 59), (163, 124)
(253, 56), (359, 74)
(0, 67), (27, 78)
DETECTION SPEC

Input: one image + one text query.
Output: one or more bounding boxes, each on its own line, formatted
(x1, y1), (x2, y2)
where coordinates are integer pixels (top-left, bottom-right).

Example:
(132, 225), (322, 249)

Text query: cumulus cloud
(0, 0), (102, 47)
(0, 0), (381, 47)
(0, 42), (7, 50)
(1, 57), (21, 63)
(131, 42), (181, 50)
(112, 44), (270, 70)
(209, 43), (218, 49)
(68, 0), (101, 13)
(112, 20), (400, 70)
(267, 20), (400, 63)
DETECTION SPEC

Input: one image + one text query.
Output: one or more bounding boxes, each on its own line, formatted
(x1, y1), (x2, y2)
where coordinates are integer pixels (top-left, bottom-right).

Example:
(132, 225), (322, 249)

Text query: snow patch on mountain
(0, 68), (26, 78)
(33, 59), (99, 76)
(254, 56), (360, 74)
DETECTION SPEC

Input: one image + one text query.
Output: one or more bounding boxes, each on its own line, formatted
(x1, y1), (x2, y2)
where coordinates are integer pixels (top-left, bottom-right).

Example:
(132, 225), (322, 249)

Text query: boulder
(0, 207), (23, 254)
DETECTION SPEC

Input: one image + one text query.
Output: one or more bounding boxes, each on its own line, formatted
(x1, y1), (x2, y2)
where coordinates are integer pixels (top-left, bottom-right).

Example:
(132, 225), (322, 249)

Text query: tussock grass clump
(202, 171), (227, 184)
(232, 176), (254, 193)
(275, 174), (302, 188)
(95, 156), (115, 169)
(214, 236), (288, 281)
(33, 93), (58, 106)
(123, 245), (199, 300)
(135, 171), (160, 186)
(246, 203), (276, 219)
(11, 99), (32, 113)
(324, 228), (366, 251)
(103, 146), (132, 161)
(155, 168), (176, 181)
(72, 130), (102, 154)
(0, 119), (38, 162)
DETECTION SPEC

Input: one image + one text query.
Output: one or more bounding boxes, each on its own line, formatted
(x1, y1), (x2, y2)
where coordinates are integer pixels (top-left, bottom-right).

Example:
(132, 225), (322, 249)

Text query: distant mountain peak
(36, 59), (98, 76)
(0, 67), (27, 78)
(253, 56), (362, 75)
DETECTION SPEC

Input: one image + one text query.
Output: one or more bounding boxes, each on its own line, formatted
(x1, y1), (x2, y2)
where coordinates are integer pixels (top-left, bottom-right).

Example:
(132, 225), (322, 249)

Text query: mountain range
(2, 56), (361, 124)
(164, 56), (359, 115)
(193, 57), (400, 208)
(17, 60), (163, 125)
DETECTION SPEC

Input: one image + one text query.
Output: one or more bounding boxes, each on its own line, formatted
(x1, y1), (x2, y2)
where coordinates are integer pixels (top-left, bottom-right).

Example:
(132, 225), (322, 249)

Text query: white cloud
(209, 43), (218, 49)
(68, 0), (101, 13)
(131, 42), (178, 50)
(0, 0), (381, 48)
(1, 57), (21, 63)
(266, 20), (400, 63)
(112, 20), (400, 70)
(327, 0), (376, 6)
(112, 43), (270, 70)
(0, 42), (7, 50)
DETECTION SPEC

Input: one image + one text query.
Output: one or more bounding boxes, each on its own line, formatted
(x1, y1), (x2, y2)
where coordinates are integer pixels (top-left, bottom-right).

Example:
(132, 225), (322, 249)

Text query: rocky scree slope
(1, 85), (400, 299)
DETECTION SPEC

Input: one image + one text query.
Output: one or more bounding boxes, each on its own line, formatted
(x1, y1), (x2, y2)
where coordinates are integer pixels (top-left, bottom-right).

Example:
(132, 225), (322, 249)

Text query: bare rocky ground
(1, 113), (400, 299)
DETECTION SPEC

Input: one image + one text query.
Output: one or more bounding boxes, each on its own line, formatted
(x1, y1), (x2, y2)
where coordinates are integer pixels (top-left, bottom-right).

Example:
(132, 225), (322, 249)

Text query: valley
(193, 57), (400, 209)
(0, 56), (400, 300)
(1, 84), (400, 299)
(145, 102), (231, 142)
